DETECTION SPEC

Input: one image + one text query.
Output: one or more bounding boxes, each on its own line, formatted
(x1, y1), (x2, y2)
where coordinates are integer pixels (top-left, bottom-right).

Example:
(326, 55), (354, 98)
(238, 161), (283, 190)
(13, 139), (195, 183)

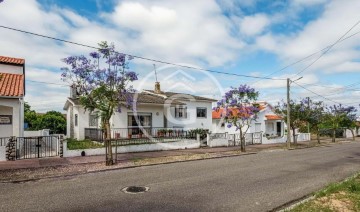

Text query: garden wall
(0, 146), (6, 161)
(63, 139), (200, 157)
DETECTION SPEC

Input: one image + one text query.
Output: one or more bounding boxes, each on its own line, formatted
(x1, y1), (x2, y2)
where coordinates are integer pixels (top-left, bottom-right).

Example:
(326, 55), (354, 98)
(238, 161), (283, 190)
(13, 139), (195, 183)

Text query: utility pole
(307, 96), (310, 133)
(287, 78), (291, 149)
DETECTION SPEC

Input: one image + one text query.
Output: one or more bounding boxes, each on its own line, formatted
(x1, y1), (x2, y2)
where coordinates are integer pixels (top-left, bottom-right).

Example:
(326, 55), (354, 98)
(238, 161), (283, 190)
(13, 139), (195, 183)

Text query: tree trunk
(240, 129), (245, 152)
(332, 129), (336, 143)
(316, 129), (320, 144)
(292, 128), (297, 145)
(350, 129), (355, 141)
(104, 120), (113, 166)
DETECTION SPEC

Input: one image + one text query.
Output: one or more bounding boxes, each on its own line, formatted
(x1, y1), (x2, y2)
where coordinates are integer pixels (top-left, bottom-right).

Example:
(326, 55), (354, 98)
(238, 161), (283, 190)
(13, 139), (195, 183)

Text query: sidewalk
(1, 138), (356, 171)
(0, 143), (286, 171)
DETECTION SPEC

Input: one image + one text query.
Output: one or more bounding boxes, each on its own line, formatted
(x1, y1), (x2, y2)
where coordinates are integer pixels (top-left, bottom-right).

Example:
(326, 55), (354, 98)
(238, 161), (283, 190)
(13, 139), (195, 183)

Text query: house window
(196, 107), (207, 118)
(175, 107), (187, 118)
(74, 114), (78, 126)
(128, 113), (152, 127)
(128, 113), (152, 135)
(89, 113), (98, 127)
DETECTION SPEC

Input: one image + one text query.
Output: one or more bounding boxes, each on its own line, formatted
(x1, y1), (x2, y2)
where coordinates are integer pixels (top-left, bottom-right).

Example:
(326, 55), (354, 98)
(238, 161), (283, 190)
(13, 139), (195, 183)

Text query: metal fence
(85, 127), (198, 142)
(225, 132), (262, 145)
(16, 136), (59, 159)
(0, 137), (10, 146)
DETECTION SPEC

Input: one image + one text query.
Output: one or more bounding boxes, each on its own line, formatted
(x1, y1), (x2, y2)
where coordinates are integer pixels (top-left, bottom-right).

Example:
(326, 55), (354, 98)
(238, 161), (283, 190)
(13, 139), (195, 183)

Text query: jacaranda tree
(61, 41), (138, 165)
(275, 99), (308, 145)
(323, 104), (357, 142)
(214, 85), (260, 152)
(303, 99), (325, 144)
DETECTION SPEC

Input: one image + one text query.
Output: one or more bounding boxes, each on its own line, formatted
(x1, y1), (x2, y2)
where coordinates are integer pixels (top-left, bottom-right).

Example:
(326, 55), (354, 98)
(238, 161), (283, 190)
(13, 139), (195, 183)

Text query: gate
(253, 132), (262, 144)
(16, 136), (59, 159)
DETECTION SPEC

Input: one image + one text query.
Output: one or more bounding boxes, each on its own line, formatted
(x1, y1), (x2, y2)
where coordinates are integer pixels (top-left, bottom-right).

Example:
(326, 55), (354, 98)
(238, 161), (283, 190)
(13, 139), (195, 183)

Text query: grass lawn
(67, 139), (103, 150)
(290, 173), (360, 211)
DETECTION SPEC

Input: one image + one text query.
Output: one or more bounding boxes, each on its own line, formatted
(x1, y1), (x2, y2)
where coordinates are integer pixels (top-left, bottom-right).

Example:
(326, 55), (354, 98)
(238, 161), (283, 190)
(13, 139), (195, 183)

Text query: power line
(0, 25), (286, 81)
(294, 19), (360, 76)
(249, 30), (360, 85)
(293, 81), (347, 105)
(26, 80), (69, 86)
(297, 82), (360, 91)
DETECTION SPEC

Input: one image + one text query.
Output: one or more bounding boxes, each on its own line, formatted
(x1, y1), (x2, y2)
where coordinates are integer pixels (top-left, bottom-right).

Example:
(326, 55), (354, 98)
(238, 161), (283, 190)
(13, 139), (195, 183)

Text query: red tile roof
(212, 108), (223, 119)
(265, 115), (282, 120)
(212, 108), (253, 119)
(0, 73), (24, 97)
(0, 56), (25, 65)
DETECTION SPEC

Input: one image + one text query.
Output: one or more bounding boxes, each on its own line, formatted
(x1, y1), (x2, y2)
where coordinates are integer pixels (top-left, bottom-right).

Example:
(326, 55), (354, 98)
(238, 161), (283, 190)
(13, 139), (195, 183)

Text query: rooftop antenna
(153, 64), (158, 82)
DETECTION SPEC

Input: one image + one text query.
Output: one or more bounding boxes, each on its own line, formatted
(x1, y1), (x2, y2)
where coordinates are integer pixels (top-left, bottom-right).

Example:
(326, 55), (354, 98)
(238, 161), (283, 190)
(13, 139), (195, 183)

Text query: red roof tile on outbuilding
(0, 56), (25, 65)
(0, 73), (24, 97)
(265, 115), (282, 120)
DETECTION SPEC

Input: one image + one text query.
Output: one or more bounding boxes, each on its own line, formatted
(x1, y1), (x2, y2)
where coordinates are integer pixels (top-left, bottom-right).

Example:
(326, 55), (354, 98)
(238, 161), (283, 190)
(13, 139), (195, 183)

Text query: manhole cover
(122, 186), (149, 194)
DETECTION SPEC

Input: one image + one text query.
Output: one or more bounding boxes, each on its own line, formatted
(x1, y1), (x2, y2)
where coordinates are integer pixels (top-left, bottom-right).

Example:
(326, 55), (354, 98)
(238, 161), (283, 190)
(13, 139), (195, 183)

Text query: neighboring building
(64, 82), (216, 140)
(212, 101), (285, 138)
(0, 56), (25, 137)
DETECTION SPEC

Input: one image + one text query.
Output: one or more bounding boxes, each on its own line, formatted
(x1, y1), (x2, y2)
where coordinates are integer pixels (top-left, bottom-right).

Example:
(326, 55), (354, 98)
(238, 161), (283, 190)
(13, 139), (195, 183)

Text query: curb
(271, 194), (315, 212)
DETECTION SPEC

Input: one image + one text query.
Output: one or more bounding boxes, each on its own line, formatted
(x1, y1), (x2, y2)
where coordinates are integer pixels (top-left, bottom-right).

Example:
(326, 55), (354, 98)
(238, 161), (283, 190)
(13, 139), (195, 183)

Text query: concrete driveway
(1, 142), (360, 212)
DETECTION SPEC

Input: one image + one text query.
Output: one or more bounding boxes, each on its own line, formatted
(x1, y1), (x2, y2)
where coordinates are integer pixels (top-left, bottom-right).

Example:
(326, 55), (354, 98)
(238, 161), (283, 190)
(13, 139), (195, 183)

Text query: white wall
(345, 129), (357, 139)
(0, 146), (6, 161)
(0, 64), (23, 75)
(166, 100), (213, 130)
(24, 129), (50, 137)
(70, 100), (213, 140)
(63, 139), (200, 157)
(0, 105), (13, 137)
(0, 98), (23, 137)
(212, 105), (284, 137)
(111, 104), (164, 128)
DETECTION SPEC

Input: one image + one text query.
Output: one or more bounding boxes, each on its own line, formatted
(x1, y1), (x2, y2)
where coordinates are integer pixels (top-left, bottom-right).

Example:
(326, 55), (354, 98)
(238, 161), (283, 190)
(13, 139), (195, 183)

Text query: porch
(84, 127), (196, 142)
(0, 99), (24, 137)
(264, 120), (284, 138)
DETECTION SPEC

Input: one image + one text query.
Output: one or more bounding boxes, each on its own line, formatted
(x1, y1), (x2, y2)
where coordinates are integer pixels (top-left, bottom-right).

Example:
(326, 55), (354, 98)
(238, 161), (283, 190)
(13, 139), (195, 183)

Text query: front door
(276, 122), (282, 136)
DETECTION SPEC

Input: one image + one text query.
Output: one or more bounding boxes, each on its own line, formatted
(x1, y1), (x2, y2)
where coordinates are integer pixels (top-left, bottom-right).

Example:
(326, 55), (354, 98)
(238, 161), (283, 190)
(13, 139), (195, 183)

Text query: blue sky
(0, 0), (360, 112)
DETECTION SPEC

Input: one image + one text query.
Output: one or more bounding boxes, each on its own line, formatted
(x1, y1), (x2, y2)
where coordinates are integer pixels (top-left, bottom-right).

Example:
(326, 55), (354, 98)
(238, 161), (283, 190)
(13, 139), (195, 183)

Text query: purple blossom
(125, 71), (138, 81)
(61, 41), (138, 115)
(227, 123), (232, 128)
(90, 52), (100, 59)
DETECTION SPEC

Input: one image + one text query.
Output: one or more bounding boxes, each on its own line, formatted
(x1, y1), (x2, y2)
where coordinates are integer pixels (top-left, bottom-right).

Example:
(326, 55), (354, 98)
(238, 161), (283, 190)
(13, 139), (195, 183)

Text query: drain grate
(122, 186), (149, 194)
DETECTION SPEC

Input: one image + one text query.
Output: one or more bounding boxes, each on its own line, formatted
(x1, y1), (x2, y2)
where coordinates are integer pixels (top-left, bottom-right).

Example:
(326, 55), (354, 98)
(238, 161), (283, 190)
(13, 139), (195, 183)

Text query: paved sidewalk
(0, 143), (287, 170)
(1, 139), (355, 171)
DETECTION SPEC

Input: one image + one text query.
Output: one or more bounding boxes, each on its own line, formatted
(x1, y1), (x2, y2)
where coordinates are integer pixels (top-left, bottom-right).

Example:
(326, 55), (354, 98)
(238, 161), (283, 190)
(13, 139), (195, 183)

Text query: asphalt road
(1, 142), (360, 212)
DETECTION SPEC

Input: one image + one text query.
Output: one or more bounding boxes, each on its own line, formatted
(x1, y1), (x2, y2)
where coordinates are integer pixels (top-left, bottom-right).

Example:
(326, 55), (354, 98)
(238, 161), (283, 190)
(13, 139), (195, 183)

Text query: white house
(64, 82), (216, 140)
(212, 102), (286, 143)
(0, 56), (25, 137)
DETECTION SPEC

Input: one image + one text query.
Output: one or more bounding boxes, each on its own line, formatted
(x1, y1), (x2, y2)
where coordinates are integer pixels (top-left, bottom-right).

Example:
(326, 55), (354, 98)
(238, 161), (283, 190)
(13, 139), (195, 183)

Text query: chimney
(154, 82), (161, 94)
(70, 84), (79, 98)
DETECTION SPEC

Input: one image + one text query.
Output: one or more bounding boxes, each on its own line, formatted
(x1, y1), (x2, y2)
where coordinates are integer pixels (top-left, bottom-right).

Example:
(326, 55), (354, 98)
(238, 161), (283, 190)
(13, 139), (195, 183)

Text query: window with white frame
(74, 114), (78, 126)
(196, 107), (207, 118)
(89, 113), (98, 127)
(175, 107), (187, 118)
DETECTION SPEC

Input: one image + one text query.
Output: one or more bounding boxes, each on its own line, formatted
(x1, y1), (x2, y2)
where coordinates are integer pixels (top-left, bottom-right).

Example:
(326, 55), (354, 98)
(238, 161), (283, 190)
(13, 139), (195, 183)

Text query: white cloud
(240, 13), (270, 36)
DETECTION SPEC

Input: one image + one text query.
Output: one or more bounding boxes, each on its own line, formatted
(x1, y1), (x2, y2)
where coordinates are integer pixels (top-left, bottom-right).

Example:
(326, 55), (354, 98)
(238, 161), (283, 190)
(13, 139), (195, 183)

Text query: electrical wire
(294, 19), (360, 76)
(0, 25), (286, 81)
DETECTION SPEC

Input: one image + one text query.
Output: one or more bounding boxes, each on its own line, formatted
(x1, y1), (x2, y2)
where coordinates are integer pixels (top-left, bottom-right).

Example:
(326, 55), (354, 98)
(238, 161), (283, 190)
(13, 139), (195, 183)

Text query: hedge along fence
(62, 139), (201, 157)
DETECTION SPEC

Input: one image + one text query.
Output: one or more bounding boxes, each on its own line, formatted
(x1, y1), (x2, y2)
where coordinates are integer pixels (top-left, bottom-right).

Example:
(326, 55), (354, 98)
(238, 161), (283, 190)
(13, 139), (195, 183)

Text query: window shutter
(175, 107), (178, 118)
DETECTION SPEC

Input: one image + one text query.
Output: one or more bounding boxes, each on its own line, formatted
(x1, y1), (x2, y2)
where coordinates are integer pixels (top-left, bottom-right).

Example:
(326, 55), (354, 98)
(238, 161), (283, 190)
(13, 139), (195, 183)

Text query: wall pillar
(6, 137), (16, 161)
(59, 135), (64, 157)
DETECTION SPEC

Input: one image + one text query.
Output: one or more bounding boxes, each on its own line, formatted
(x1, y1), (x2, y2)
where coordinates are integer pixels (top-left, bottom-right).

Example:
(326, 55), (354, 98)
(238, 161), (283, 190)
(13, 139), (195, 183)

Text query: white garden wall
(24, 129), (50, 137)
(0, 146), (6, 161)
(63, 139), (200, 157)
